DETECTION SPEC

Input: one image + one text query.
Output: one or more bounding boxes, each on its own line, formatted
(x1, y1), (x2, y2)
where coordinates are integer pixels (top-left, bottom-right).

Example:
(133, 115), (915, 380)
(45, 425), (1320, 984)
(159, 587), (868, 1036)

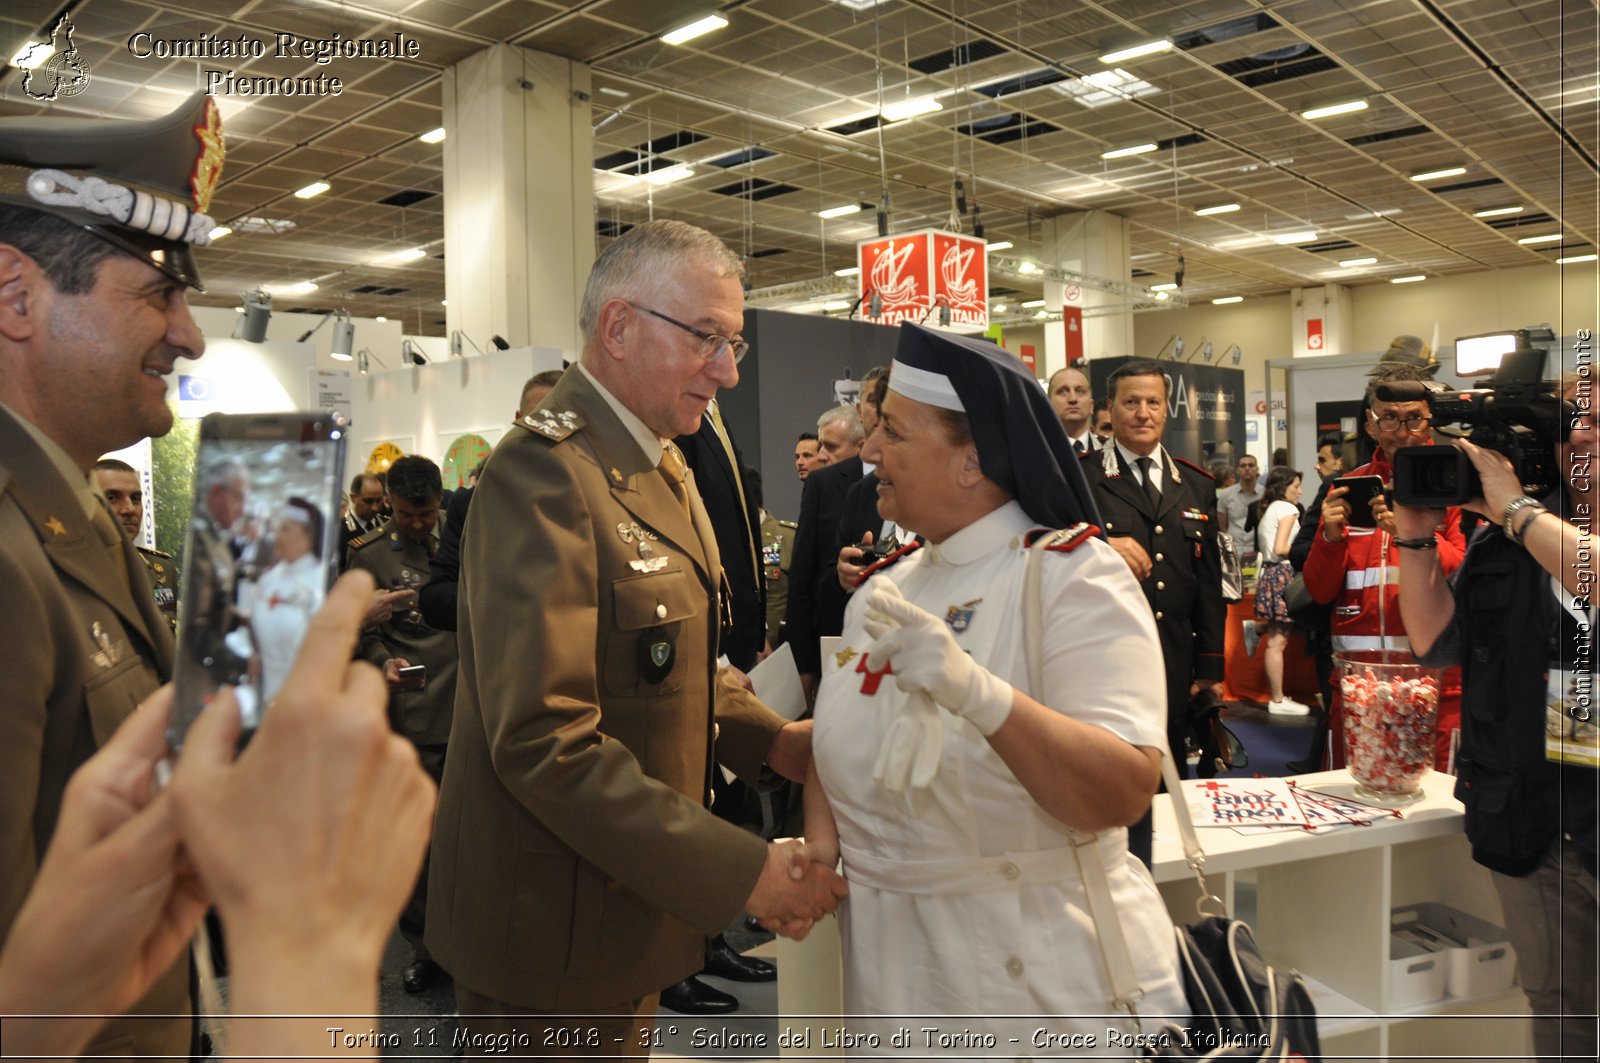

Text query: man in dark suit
(425, 220), (843, 1055)
(784, 405), (864, 704)
(0, 92), (221, 1059)
(677, 401), (764, 672)
(1049, 365), (1101, 455)
(1080, 359), (1225, 791)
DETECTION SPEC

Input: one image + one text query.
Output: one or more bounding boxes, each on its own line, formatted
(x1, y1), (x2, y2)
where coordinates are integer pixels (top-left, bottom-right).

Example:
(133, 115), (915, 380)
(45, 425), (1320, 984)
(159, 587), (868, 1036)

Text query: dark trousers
(400, 744), (447, 961)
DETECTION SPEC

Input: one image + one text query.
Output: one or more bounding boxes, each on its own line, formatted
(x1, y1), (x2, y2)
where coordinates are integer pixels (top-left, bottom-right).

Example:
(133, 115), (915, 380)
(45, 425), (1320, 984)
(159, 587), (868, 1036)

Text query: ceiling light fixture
(1410, 166), (1467, 182)
(1194, 203), (1240, 216)
(1473, 205), (1523, 218)
(985, 240), (1014, 251)
(231, 290), (271, 342)
(1300, 99), (1369, 120)
(1153, 291), (1170, 301)
(375, 316), (387, 322)
(598, 86), (630, 98)
(1034, 310), (1049, 319)
(1021, 299), (1047, 308)
(265, 280), (317, 296)
(881, 95), (943, 122)
(11, 41), (53, 68)
(1018, 261), (1040, 274)
(419, 127), (446, 144)
(293, 180), (331, 199)
(1390, 275), (1426, 283)
(1150, 282), (1179, 292)
(1101, 142), (1158, 159)
(1517, 233), (1562, 245)
(329, 311), (355, 361)
(1099, 39), (1172, 64)
(1340, 257), (1378, 267)
(208, 225), (233, 241)
(646, 164), (694, 185)
(817, 203), (863, 219)
(834, 266), (861, 277)
(991, 303), (1008, 314)
(1557, 253), (1599, 265)
(821, 300), (852, 311)
(1269, 230), (1318, 244)
(375, 247), (427, 265)
(661, 14), (728, 45)
(1212, 296), (1243, 305)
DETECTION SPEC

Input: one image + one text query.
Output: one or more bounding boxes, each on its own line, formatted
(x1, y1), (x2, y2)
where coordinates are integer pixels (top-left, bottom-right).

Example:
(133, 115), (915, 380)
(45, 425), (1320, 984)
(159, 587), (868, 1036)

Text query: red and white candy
(1341, 668), (1439, 796)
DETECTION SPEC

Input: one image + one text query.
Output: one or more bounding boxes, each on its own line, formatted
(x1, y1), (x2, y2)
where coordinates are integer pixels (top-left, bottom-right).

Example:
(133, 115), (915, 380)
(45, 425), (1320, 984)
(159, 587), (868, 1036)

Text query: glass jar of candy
(1335, 650), (1441, 802)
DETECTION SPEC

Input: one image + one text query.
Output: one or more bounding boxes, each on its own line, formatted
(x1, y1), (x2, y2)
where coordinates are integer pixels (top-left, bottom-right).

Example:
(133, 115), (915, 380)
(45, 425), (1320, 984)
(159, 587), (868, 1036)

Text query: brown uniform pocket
(602, 569), (700, 697)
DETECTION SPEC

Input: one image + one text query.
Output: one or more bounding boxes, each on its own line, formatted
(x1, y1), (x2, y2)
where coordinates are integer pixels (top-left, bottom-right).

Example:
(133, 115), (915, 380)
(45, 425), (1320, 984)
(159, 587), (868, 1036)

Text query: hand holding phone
(1335, 475), (1389, 529)
(386, 660), (426, 691)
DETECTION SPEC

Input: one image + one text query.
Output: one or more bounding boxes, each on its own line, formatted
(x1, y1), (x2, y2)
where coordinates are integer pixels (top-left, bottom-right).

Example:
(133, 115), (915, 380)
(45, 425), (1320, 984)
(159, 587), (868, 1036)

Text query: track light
(402, 339), (428, 366)
(329, 311), (354, 361)
(232, 289), (271, 342)
(356, 347), (389, 375)
(491, 335), (510, 350)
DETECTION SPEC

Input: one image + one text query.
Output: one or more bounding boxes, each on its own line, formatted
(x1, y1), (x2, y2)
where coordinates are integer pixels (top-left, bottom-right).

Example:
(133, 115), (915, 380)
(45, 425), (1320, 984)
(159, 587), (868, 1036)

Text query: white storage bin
(1388, 930), (1448, 1009)
(1392, 902), (1517, 1000)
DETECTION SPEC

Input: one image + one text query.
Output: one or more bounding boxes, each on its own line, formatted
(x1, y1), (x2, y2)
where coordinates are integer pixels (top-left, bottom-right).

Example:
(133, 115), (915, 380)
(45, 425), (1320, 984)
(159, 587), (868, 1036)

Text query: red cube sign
(857, 229), (989, 330)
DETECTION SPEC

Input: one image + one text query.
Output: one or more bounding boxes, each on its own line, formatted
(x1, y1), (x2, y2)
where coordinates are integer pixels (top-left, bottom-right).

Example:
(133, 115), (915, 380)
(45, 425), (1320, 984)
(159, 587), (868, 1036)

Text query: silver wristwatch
(1502, 495), (1547, 543)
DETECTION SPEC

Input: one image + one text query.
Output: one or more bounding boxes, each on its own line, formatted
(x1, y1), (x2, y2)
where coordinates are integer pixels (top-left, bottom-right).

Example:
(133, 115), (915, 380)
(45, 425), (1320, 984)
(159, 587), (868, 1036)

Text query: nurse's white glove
(861, 576), (1014, 737)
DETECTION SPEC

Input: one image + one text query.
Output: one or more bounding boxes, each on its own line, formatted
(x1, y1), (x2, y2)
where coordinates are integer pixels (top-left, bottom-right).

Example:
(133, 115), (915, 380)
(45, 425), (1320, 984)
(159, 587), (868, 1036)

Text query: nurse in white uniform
(802, 324), (1186, 1056)
(249, 497), (325, 709)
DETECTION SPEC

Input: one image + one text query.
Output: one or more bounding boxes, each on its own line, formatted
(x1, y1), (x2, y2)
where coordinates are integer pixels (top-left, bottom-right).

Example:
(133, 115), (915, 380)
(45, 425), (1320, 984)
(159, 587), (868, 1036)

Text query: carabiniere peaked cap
(0, 92), (224, 290)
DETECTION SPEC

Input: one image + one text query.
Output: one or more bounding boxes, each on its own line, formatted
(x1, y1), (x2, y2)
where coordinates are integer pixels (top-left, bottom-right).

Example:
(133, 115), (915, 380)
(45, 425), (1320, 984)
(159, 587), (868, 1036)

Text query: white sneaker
(1268, 697), (1311, 716)
(1241, 620), (1261, 657)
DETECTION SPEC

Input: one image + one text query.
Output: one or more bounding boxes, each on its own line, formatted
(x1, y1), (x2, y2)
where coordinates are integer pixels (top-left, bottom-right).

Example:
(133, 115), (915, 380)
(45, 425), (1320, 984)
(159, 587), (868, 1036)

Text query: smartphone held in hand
(167, 413), (348, 751)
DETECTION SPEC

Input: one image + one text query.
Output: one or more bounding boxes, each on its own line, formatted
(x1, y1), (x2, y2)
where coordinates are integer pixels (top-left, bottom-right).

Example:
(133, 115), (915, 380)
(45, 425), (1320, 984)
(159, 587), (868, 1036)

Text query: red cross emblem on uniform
(267, 593), (284, 609)
(856, 655), (894, 695)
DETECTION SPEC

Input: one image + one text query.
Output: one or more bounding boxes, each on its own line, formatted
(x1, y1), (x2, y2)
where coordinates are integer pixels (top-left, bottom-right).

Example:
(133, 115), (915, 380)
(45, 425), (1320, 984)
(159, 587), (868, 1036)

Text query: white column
(1289, 283), (1353, 357)
(443, 45), (594, 358)
(1039, 210), (1133, 378)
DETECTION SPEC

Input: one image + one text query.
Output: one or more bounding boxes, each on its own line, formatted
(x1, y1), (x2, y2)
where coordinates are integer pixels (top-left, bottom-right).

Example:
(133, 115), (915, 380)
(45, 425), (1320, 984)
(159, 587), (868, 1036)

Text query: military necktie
(1073, 439), (1085, 455)
(1136, 455), (1162, 513)
(659, 441), (693, 521)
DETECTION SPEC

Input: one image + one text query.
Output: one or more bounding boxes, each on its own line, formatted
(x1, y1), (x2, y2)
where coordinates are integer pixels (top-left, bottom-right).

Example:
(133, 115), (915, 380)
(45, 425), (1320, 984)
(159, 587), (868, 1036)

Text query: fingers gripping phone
(1336, 474), (1390, 528)
(167, 413), (348, 751)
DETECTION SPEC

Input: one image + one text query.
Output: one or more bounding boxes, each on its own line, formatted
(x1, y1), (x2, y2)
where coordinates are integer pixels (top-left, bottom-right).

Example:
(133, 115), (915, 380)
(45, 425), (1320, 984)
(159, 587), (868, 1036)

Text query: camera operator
(1395, 375), (1598, 1061)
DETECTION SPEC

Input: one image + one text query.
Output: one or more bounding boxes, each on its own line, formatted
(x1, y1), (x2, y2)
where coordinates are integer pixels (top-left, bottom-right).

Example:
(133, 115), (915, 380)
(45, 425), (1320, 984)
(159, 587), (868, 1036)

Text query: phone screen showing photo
(168, 414), (346, 751)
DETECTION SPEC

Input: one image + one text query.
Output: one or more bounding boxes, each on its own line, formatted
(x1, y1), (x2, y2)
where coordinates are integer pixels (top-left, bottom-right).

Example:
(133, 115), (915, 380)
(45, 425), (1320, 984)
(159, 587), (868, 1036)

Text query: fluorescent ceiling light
(294, 181), (331, 199)
(1410, 166), (1467, 182)
(1269, 229), (1318, 244)
(817, 203), (862, 219)
(375, 247), (427, 265)
(1557, 253), (1598, 264)
(1216, 236), (1264, 249)
(10, 42), (52, 69)
(821, 300), (853, 311)
(1021, 299), (1047, 308)
(598, 87), (630, 98)
(1390, 275), (1426, 283)
(661, 15), (728, 45)
(1300, 99), (1368, 120)
(419, 127), (446, 144)
(1101, 142), (1158, 159)
(1099, 39), (1172, 64)
(207, 225), (232, 241)
(785, 302), (824, 314)
(646, 164), (694, 185)
(1018, 261), (1040, 274)
(1473, 205), (1523, 218)
(1034, 310), (1050, 319)
(991, 303), (1008, 314)
(834, 266), (861, 277)
(265, 280), (317, 296)
(1194, 203), (1240, 216)
(375, 316), (387, 322)
(1150, 282), (1178, 292)
(1153, 291), (1170, 301)
(1212, 296), (1243, 304)
(1517, 233), (1562, 245)
(1053, 68), (1160, 109)
(1339, 256), (1377, 267)
(881, 95), (943, 121)
(985, 240), (1013, 251)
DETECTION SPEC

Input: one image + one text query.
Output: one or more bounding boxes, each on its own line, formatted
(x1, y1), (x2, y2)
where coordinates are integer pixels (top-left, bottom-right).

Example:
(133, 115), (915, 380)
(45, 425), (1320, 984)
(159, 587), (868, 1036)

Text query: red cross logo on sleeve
(856, 655), (894, 695)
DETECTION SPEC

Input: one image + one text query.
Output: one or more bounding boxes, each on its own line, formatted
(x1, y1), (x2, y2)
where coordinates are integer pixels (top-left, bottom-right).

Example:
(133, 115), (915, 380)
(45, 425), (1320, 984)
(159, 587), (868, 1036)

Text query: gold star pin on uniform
(44, 516), (67, 537)
(835, 646), (858, 668)
(610, 467), (623, 483)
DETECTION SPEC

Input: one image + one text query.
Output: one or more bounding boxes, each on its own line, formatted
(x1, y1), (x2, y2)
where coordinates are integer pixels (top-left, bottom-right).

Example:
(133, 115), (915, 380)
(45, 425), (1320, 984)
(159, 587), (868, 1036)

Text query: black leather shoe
(403, 958), (441, 994)
(704, 936), (776, 982)
(659, 976), (738, 1015)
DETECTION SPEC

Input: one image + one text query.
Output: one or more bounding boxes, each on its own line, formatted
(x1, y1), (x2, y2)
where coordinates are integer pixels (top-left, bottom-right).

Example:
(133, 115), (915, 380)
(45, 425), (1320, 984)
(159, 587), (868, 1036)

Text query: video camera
(1385, 327), (1569, 507)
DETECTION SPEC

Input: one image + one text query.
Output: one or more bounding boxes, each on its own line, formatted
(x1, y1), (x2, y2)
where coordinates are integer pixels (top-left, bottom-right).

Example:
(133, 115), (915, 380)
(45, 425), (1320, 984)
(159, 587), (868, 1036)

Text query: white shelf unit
(1152, 770), (1530, 1061)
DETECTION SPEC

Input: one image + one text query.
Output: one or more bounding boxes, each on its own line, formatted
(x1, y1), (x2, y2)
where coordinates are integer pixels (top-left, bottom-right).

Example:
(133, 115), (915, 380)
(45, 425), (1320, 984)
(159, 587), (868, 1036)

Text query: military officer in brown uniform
(0, 92), (223, 1059)
(755, 489), (796, 647)
(346, 453), (455, 995)
(92, 458), (179, 634)
(426, 219), (845, 1056)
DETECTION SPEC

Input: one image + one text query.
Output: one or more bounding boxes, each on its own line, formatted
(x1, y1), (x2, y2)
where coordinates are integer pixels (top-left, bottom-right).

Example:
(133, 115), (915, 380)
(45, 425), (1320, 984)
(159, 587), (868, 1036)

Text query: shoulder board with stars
(349, 526), (386, 551)
(851, 539), (922, 588)
(1171, 455), (1214, 480)
(136, 545), (174, 560)
(1025, 522), (1101, 553)
(519, 408), (584, 443)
